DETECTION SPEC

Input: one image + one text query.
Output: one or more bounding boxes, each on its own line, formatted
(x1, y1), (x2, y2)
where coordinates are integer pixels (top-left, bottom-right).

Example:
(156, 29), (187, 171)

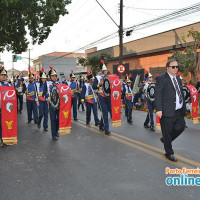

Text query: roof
(43, 52), (86, 58)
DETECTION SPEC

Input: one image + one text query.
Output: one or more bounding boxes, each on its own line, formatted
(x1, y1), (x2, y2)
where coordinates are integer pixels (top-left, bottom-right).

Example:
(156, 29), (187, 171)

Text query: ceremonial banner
(57, 84), (72, 135)
(187, 85), (199, 124)
(1, 86), (17, 145)
(108, 75), (122, 127)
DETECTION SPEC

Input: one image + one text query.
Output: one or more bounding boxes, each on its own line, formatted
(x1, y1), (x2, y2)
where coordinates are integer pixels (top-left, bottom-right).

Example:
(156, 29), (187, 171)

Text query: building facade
(87, 22), (200, 83)
(33, 52), (86, 81)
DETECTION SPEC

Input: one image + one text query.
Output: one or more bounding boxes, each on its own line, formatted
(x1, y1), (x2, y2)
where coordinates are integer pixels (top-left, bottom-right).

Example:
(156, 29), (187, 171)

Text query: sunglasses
(169, 65), (178, 69)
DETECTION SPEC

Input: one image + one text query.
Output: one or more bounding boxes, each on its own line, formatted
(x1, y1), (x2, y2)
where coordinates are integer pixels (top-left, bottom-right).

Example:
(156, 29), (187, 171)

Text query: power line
(124, 3), (200, 32)
(124, 6), (178, 11)
(42, 31), (119, 64)
(42, 2), (200, 65)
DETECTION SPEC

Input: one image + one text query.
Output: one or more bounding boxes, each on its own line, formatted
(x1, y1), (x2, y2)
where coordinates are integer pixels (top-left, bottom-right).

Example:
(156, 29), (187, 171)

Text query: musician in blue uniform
(81, 71), (99, 126)
(14, 75), (24, 114)
(122, 76), (134, 125)
(24, 73), (38, 124)
(93, 60), (111, 135)
(143, 72), (155, 132)
(43, 66), (60, 141)
(78, 75), (85, 111)
(36, 68), (48, 131)
(122, 75), (128, 117)
(0, 67), (12, 148)
(67, 70), (78, 121)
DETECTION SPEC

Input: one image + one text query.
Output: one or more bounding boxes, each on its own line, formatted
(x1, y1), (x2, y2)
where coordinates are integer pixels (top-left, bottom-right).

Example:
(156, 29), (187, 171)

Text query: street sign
(117, 64), (125, 73)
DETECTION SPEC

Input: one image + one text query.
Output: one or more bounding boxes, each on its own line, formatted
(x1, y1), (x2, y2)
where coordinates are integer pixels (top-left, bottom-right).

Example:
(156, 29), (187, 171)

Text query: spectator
(135, 97), (143, 110)
(186, 101), (192, 114)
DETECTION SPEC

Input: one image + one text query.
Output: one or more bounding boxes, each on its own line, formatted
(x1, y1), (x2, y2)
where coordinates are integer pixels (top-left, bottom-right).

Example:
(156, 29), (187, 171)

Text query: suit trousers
(160, 109), (185, 155)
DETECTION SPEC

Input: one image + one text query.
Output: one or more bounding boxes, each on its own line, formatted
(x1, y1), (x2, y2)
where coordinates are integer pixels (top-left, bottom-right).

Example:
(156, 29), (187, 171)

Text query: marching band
(0, 60), (196, 148)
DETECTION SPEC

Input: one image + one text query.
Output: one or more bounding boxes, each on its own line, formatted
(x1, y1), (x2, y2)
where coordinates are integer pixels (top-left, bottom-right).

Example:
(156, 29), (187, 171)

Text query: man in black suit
(155, 58), (186, 162)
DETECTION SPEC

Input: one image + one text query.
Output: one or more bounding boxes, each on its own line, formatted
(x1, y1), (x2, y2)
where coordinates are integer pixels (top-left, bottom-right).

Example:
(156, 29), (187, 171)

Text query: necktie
(173, 77), (183, 104)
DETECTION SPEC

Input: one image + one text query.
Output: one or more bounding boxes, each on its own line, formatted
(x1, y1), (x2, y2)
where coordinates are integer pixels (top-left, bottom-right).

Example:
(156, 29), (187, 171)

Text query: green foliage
(171, 27), (200, 84)
(78, 52), (113, 76)
(0, 0), (71, 53)
(77, 57), (88, 67)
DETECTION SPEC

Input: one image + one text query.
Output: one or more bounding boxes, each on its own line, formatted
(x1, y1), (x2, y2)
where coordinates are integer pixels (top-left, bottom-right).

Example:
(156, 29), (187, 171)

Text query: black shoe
(160, 137), (164, 143)
(105, 131), (111, 136)
(82, 109), (85, 111)
(95, 123), (100, 126)
(144, 124), (150, 128)
(44, 128), (48, 131)
(99, 127), (104, 131)
(52, 137), (58, 141)
(150, 126), (155, 132)
(37, 123), (41, 129)
(27, 121), (31, 124)
(86, 122), (90, 125)
(34, 121), (38, 124)
(128, 120), (133, 125)
(74, 118), (78, 121)
(19, 111), (22, 114)
(165, 154), (177, 162)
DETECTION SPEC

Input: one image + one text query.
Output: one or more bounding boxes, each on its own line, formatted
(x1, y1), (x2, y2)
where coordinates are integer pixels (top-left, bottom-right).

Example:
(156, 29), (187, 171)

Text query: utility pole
(119, 0), (123, 65)
(96, 0), (123, 65)
(28, 49), (31, 71)
(12, 58), (14, 80)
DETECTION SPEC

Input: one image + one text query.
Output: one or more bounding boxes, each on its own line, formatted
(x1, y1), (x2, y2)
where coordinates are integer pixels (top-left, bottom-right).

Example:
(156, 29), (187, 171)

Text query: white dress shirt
(167, 72), (183, 110)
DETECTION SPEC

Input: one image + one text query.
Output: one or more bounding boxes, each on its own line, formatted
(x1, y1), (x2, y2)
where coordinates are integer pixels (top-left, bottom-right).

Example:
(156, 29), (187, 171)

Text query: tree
(171, 27), (200, 85)
(0, 0), (71, 53)
(78, 52), (113, 76)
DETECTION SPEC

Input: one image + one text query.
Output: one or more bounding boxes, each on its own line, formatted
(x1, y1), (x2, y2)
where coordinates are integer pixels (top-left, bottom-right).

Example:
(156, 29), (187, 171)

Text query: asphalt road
(0, 106), (200, 200)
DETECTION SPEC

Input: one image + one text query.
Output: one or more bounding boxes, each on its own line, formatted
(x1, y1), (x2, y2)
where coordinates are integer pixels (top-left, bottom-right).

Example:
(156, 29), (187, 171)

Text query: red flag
(1, 86), (17, 145)
(108, 75), (122, 127)
(57, 84), (72, 135)
(187, 85), (199, 124)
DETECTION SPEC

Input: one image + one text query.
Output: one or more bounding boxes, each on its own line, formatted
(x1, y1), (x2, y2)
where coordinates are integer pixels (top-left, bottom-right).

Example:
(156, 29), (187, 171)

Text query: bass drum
(50, 85), (60, 109)
(102, 75), (111, 97)
(146, 83), (156, 102)
(182, 85), (191, 103)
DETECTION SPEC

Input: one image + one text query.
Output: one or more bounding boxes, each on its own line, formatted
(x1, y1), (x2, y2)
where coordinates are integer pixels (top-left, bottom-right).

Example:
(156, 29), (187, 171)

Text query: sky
(1, 0), (200, 71)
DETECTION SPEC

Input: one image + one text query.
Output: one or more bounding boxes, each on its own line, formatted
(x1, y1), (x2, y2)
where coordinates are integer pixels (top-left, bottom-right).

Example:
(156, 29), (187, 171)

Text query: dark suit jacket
(155, 72), (186, 117)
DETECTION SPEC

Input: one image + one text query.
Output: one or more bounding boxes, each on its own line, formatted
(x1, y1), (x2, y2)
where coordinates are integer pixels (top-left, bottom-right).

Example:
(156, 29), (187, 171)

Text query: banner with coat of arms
(57, 84), (72, 135)
(1, 86), (17, 145)
(108, 75), (122, 127)
(187, 85), (199, 124)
